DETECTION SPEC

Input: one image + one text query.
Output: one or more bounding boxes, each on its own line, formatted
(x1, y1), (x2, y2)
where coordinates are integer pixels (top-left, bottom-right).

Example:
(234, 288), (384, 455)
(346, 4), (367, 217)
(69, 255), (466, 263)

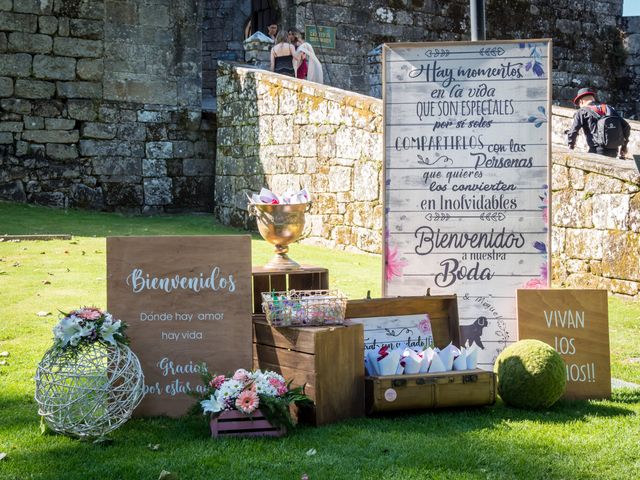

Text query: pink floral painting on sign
(385, 244), (408, 281)
(523, 262), (549, 289)
(418, 314), (432, 335)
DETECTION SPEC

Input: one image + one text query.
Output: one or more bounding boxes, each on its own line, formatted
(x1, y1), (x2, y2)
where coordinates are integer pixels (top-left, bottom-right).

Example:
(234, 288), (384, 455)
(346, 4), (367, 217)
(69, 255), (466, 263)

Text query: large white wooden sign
(383, 40), (552, 369)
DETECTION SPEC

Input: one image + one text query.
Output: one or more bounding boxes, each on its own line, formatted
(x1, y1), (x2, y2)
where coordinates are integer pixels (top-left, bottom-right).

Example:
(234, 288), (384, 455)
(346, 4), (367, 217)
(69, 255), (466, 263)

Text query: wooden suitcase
(346, 294), (496, 414)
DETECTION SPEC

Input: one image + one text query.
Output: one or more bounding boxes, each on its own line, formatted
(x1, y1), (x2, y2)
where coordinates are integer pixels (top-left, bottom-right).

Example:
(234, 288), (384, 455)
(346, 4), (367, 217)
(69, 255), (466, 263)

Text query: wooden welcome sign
(107, 236), (252, 417)
(383, 40), (552, 369)
(517, 289), (611, 399)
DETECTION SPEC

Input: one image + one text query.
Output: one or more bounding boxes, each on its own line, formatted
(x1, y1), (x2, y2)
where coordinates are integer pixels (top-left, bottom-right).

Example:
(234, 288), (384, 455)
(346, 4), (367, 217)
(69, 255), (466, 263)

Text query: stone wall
(552, 148), (640, 299)
(486, 0), (633, 116)
(215, 63), (383, 254)
(0, 0), (216, 213)
(291, 0), (470, 95)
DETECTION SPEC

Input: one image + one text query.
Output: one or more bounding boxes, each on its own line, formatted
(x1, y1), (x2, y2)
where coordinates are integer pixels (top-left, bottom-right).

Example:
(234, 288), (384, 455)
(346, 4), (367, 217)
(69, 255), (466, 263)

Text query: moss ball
(494, 339), (566, 409)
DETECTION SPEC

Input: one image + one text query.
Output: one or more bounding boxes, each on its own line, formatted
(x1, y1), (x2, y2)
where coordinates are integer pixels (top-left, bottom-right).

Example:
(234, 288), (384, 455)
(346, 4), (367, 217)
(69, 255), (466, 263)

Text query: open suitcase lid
(345, 293), (460, 350)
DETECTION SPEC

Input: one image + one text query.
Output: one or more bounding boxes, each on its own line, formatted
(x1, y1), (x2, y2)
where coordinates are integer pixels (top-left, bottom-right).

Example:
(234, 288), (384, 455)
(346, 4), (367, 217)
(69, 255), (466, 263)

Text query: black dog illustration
(460, 316), (488, 349)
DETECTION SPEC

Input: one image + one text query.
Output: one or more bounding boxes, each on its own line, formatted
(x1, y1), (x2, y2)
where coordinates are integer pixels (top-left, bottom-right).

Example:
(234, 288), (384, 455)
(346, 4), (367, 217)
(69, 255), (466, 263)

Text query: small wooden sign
(107, 236), (252, 417)
(305, 25), (336, 49)
(517, 289), (610, 400)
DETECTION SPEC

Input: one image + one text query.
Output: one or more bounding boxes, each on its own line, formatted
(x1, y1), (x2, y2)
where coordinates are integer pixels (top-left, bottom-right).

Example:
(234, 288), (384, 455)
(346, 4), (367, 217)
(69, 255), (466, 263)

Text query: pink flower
(385, 245), (408, 281)
(276, 385), (288, 396)
(235, 389), (259, 414)
(418, 314), (432, 334)
(268, 377), (284, 388)
(75, 307), (102, 320)
(209, 375), (226, 389)
(523, 277), (546, 289)
(232, 369), (251, 384)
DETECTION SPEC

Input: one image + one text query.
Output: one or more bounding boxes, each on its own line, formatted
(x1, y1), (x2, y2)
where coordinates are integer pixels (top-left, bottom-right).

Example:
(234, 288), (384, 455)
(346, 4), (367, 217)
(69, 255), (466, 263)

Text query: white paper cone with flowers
(195, 368), (310, 431)
(365, 342), (479, 376)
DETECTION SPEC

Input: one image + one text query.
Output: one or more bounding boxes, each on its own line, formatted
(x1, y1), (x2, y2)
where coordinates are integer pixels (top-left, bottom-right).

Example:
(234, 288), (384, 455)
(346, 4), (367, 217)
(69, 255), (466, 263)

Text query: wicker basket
(261, 289), (347, 327)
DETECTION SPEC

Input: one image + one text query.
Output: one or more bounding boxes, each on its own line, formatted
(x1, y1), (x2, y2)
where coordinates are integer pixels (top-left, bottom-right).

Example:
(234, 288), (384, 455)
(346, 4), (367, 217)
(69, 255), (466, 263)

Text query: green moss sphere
(494, 339), (566, 409)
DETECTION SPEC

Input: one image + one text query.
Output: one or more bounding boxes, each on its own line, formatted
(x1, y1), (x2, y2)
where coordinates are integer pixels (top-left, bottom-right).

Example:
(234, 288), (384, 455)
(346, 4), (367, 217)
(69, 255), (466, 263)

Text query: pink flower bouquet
(196, 368), (310, 431)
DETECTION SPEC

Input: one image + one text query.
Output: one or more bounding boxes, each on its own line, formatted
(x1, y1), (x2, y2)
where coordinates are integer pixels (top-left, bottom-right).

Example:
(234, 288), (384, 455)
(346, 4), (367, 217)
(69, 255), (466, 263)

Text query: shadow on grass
(365, 395), (635, 427)
(611, 388), (640, 403)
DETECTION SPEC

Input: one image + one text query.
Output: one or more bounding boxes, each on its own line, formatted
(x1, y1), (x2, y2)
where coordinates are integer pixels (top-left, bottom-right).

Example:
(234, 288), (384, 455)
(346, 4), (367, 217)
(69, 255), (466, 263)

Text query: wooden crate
(252, 266), (328, 315)
(347, 294), (496, 414)
(253, 318), (365, 426)
(210, 409), (285, 438)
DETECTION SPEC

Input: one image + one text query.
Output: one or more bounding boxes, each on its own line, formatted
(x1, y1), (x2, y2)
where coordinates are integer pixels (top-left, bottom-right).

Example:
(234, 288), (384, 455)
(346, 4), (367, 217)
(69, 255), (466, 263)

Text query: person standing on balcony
(270, 31), (298, 77)
(289, 29), (323, 84)
(267, 23), (278, 42)
(566, 88), (631, 159)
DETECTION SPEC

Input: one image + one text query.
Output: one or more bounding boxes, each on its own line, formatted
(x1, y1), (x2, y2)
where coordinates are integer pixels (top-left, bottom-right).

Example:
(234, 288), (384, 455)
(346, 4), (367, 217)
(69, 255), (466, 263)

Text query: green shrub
(494, 339), (566, 409)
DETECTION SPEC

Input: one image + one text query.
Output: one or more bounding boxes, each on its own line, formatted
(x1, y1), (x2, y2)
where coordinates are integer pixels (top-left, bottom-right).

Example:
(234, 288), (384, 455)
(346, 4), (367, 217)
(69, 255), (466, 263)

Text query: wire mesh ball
(35, 341), (144, 438)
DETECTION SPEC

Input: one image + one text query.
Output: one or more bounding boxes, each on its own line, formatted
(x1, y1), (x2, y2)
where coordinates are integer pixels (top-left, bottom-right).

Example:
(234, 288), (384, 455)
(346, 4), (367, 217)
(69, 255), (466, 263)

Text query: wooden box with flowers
(253, 318), (365, 426)
(198, 368), (310, 438)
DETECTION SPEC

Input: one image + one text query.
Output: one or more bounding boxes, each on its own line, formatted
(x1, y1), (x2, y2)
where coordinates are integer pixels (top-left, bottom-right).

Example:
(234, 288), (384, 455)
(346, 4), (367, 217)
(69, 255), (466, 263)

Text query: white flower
(53, 315), (86, 347)
(215, 379), (244, 403)
(70, 323), (94, 346)
(253, 376), (278, 397)
(201, 394), (224, 414)
(100, 318), (122, 345)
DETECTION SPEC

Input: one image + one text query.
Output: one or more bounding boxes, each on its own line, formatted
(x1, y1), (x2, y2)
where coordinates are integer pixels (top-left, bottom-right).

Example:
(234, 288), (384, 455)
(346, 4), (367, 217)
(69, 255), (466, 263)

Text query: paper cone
(379, 350), (401, 376)
(419, 348), (433, 373)
(403, 350), (422, 374)
(453, 351), (468, 371)
(366, 350), (379, 376)
(466, 346), (478, 369)
(428, 351), (446, 373)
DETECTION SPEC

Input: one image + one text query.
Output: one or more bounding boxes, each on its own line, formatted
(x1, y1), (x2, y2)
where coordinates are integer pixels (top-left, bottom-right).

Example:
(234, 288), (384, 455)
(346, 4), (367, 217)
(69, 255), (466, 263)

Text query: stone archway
(202, 0), (253, 109)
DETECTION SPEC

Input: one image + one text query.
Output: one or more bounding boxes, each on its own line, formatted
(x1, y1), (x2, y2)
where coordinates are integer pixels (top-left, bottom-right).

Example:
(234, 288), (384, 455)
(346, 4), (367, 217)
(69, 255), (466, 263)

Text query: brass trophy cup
(249, 202), (311, 270)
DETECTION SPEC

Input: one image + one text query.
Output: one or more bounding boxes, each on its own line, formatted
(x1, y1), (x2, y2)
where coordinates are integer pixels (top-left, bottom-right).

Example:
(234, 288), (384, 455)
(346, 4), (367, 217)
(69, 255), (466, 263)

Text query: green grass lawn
(1, 201), (639, 480)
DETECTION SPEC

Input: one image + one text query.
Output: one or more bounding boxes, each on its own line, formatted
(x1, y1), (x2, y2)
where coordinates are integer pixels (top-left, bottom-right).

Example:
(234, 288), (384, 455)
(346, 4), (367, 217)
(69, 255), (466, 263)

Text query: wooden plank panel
(271, 273), (286, 292)
(253, 319), (318, 353)
(383, 40), (553, 370)
(346, 296), (458, 348)
(517, 289), (611, 400)
(252, 265), (328, 275)
(107, 236), (252, 418)
(251, 357), (317, 400)
(288, 272), (316, 291)
(313, 324), (365, 424)
(252, 343), (316, 372)
(318, 271), (329, 289)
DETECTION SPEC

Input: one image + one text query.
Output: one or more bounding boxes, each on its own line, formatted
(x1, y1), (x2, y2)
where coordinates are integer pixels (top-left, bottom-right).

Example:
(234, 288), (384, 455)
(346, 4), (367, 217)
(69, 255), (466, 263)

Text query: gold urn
(249, 202), (311, 270)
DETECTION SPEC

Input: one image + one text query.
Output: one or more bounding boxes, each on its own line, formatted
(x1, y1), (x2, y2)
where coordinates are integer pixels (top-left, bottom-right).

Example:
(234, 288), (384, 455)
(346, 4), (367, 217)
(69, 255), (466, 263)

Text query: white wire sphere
(35, 342), (145, 438)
